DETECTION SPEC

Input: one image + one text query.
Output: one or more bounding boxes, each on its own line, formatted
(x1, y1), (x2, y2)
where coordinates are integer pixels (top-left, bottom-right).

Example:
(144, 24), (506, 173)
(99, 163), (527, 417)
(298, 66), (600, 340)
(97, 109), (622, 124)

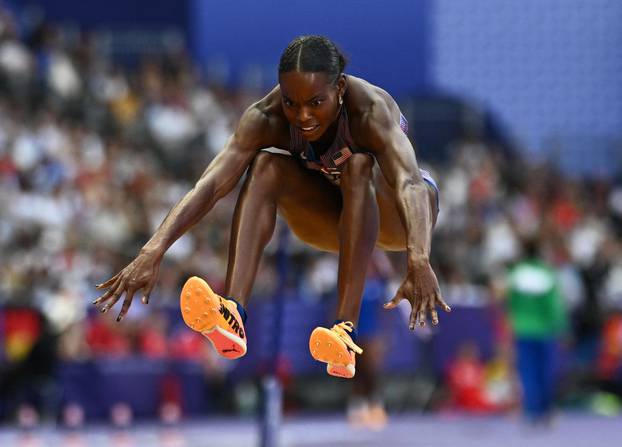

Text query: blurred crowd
(0, 6), (256, 356)
(1, 5), (622, 423)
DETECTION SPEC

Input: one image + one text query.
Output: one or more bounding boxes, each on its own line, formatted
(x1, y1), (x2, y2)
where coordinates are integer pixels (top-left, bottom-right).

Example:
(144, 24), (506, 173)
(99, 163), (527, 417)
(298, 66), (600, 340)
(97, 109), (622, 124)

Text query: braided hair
(278, 35), (347, 84)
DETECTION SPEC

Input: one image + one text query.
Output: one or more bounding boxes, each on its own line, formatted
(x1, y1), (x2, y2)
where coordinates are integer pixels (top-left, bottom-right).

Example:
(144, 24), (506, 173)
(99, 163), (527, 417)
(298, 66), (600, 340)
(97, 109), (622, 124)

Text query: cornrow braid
(278, 35), (347, 84)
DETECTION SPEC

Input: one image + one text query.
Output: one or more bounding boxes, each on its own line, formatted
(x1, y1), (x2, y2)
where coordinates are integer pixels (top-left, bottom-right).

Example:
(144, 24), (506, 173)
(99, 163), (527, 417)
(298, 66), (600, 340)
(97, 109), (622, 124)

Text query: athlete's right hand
(92, 249), (162, 322)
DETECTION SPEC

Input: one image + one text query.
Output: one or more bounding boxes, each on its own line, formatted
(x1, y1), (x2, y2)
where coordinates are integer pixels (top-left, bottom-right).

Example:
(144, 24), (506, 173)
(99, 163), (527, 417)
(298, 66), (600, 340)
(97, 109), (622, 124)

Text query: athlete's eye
(283, 98), (293, 107)
(311, 99), (323, 107)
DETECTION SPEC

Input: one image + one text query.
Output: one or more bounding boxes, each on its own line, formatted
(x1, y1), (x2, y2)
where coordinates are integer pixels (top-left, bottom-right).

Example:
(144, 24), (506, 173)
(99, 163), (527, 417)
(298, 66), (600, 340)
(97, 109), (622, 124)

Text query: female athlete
(93, 35), (450, 378)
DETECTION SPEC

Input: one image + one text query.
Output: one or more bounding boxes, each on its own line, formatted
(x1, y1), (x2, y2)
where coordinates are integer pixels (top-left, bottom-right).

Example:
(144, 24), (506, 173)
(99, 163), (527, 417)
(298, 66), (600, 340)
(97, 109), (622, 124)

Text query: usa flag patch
(331, 147), (352, 165)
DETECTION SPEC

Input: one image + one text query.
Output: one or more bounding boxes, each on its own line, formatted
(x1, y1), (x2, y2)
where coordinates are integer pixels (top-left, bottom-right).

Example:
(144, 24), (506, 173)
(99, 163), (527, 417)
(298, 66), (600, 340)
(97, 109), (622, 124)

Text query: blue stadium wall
(189, 0), (430, 96)
(431, 0), (622, 171)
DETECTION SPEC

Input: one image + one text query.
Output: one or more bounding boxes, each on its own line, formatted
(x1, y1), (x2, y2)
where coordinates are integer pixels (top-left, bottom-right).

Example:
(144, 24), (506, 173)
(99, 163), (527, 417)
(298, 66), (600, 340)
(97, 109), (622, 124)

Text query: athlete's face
(279, 71), (345, 142)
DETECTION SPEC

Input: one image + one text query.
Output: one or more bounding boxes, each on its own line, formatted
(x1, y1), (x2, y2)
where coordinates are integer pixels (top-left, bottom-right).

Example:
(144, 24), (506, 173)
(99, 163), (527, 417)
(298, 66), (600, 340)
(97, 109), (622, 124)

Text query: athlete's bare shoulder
(344, 75), (401, 143)
(238, 85), (290, 150)
(345, 76), (400, 121)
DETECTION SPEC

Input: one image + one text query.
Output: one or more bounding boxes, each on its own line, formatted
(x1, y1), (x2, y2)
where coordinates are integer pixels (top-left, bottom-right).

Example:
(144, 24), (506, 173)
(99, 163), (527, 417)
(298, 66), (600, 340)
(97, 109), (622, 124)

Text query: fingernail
(92, 300), (98, 305)
(409, 324), (415, 331)
(101, 307), (107, 313)
(116, 316), (122, 322)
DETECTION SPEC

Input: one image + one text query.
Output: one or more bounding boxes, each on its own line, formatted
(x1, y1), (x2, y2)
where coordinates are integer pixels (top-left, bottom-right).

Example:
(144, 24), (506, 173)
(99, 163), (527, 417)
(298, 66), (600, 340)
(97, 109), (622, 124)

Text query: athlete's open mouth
(300, 124), (320, 133)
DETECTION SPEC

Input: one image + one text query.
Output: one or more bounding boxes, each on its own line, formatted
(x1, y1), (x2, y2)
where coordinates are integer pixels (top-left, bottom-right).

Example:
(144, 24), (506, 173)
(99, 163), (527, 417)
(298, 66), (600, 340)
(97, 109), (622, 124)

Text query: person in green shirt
(506, 236), (568, 423)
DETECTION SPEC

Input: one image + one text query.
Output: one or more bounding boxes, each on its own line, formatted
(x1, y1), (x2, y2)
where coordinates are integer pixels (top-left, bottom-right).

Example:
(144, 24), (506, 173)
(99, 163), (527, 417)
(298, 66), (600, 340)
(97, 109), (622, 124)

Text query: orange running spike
(180, 276), (247, 359)
(309, 321), (362, 379)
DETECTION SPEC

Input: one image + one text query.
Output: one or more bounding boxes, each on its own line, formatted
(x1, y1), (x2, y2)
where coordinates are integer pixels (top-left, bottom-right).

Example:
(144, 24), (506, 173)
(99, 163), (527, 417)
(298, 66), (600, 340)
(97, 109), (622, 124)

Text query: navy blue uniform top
(288, 106), (439, 208)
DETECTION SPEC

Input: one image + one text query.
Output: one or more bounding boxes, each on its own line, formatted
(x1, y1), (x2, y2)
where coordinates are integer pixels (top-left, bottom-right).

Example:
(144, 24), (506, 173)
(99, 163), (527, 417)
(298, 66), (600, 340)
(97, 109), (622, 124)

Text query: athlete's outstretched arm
(359, 104), (450, 330)
(93, 106), (271, 321)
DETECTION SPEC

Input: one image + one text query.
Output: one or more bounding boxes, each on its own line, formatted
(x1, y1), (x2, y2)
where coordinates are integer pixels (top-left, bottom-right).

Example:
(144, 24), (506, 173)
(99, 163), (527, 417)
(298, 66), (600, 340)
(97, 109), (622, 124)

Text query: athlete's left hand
(383, 260), (450, 330)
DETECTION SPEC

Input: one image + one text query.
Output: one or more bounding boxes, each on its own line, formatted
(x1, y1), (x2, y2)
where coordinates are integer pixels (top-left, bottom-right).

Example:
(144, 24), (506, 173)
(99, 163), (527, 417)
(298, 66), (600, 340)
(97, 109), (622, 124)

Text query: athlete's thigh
(265, 152), (342, 252)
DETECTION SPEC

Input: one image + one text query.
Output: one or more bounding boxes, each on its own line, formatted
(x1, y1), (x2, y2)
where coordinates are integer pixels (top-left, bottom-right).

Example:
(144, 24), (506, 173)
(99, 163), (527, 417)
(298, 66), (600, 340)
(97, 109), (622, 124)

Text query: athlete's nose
(297, 106), (312, 124)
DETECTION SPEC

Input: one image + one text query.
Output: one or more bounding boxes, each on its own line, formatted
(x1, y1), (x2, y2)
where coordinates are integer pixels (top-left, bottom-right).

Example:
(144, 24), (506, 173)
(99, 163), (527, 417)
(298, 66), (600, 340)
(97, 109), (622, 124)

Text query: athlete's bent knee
(340, 153), (375, 187)
(247, 151), (284, 185)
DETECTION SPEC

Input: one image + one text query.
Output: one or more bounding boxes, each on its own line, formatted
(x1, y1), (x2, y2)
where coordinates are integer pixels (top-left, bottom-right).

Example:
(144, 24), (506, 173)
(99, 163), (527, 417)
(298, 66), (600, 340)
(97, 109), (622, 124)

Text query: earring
(338, 96), (343, 105)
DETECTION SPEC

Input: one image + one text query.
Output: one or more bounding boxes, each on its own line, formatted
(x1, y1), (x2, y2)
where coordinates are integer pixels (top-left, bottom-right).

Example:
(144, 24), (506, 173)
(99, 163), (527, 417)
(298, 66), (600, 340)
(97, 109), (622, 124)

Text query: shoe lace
(331, 321), (363, 354)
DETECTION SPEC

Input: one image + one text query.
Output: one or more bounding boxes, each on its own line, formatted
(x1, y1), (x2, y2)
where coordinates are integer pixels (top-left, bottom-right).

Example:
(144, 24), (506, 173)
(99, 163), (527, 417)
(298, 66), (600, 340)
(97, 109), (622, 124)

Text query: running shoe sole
(180, 276), (246, 359)
(309, 327), (351, 366)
